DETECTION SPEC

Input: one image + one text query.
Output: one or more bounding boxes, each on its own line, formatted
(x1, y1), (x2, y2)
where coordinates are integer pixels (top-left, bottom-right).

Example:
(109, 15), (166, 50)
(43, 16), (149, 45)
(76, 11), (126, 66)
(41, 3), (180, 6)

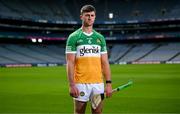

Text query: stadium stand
(138, 43), (180, 62)
(109, 42), (180, 64)
(118, 43), (158, 63)
(0, 44), (65, 65)
(0, 0), (180, 22)
(1, 42), (179, 65)
(0, 0), (74, 21)
(171, 52), (180, 61)
(109, 44), (132, 63)
(64, 0), (180, 22)
(0, 0), (180, 66)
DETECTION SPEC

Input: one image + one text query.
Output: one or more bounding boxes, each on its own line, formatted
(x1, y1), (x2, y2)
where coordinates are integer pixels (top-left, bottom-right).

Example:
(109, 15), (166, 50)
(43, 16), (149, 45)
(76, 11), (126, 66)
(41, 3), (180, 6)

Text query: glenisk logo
(80, 46), (99, 56)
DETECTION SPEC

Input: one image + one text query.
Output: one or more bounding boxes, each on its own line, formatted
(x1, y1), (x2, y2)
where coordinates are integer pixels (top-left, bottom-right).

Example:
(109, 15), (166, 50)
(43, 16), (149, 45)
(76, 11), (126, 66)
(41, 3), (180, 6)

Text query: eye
(85, 14), (90, 17)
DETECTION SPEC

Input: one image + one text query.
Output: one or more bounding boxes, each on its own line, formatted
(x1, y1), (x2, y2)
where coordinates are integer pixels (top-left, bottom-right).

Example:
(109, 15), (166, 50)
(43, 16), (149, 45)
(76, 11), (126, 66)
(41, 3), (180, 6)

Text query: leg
(91, 101), (103, 114)
(74, 100), (87, 114)
(91, 83), (104, 114)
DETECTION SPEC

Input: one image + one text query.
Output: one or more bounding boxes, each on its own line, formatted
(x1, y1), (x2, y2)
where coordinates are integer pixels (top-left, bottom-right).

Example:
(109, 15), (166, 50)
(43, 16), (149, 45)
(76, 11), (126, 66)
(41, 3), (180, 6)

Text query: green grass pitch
(0, 64), (180, 113)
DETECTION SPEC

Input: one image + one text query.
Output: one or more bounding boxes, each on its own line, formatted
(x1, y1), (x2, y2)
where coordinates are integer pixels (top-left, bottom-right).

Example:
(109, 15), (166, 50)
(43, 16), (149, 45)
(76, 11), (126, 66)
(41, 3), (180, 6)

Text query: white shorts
(74, 83), (104, 102)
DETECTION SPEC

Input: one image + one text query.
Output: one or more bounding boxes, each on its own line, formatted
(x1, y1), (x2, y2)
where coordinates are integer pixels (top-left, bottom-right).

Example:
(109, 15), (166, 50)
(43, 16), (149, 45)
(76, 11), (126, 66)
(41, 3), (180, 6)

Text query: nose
(89, 15), (92, 18)
(89, 15), (94, 20)
(88, 16), (92, 20)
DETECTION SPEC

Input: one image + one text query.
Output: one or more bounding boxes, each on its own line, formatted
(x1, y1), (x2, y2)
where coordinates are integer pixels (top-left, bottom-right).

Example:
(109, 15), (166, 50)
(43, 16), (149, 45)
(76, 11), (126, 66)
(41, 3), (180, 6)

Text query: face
(80, 11), (96, 27)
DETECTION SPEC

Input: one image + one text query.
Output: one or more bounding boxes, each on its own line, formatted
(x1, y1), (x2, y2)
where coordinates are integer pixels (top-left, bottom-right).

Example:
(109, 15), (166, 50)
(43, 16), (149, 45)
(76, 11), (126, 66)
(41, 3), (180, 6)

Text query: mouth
(88, 20), (93, 23)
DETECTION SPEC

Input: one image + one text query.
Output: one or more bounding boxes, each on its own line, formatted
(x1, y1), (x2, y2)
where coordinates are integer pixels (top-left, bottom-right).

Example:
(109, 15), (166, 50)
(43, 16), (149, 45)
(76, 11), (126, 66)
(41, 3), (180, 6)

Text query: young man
(66, 5), (112, 114)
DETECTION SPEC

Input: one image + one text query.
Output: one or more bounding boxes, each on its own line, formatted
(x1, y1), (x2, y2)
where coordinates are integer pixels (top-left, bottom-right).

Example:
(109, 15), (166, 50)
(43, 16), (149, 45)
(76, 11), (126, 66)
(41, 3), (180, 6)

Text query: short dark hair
(80, 5), (96, 15)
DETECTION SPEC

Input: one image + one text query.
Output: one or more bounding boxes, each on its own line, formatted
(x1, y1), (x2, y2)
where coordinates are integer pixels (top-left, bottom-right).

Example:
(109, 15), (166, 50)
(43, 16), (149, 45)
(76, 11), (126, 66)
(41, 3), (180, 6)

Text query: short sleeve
(65, 34), (77, 54)
(100, 36), (107, 54)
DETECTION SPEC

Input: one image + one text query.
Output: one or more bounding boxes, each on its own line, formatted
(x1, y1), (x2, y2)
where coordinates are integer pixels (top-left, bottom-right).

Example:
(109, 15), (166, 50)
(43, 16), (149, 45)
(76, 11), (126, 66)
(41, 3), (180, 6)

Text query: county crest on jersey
(66, 28), (107, 83)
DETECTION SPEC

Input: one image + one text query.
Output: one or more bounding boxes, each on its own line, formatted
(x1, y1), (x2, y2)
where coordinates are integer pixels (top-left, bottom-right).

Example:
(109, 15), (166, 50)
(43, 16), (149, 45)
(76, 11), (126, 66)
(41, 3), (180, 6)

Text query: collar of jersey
(82, 31), (93, 36)
(80, 28), (93, 36)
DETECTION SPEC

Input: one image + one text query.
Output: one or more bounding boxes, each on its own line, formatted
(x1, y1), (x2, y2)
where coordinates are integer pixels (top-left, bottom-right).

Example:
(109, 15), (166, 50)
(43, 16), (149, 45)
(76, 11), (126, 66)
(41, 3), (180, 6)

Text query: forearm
(66, 55), (79, 98)
(101, 55), (111, 81)
(66, 61), (75, 86)
(102, 62), (111, 81)
(101, 55), (112, 97)
(66, 54), (76, 87)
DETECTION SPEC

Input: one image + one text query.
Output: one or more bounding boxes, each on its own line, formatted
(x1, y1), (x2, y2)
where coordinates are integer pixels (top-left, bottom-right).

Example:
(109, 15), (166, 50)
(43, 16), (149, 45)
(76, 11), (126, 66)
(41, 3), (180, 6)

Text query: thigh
(91, 83), (104, 114)
(74, 100), (87, 114)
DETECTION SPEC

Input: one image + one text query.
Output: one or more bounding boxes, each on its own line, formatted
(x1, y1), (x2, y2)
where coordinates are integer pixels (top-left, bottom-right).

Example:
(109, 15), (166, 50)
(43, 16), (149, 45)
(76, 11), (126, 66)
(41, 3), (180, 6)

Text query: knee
(75, 106), (85, 114)
(91, 95), (104, 114)
(91, 106), (103, 114)
(92, 109), (102, 114)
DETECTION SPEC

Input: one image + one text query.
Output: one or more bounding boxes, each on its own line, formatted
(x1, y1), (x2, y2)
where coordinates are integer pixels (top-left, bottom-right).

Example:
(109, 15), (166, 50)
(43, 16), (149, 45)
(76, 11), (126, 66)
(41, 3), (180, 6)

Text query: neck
(81, 25), (93, 34)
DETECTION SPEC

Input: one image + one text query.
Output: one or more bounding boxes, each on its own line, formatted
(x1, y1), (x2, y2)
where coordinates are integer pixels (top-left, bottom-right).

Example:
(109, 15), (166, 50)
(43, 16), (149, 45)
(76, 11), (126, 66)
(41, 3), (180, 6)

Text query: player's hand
(69, 85), (79, 98)
(105, 83), (112, 98)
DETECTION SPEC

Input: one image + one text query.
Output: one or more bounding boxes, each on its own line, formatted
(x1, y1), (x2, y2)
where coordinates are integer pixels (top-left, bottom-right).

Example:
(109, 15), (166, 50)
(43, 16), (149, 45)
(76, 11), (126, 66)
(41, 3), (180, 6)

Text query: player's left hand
(105, 83), (112, 98)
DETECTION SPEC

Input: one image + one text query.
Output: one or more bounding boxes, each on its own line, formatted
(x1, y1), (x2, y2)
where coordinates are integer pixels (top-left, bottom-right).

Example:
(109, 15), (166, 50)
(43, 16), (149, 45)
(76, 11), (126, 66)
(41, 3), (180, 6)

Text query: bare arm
(101, 53), (112, 97)
(66, 53), (79, 97)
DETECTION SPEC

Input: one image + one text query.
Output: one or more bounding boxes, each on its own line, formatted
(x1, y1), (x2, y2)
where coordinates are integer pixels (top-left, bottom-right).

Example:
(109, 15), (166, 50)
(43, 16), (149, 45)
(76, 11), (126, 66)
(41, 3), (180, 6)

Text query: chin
(84, 23), (93, 27)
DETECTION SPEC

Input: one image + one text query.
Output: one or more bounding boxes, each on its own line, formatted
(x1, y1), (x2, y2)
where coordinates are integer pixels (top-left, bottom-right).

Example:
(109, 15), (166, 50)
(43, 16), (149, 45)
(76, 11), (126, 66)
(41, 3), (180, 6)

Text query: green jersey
(66, 28), (107, 83)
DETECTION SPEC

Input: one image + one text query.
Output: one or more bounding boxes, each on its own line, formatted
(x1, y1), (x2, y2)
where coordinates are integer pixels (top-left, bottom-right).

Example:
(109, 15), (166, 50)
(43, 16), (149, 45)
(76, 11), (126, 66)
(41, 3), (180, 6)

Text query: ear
(80, 15), (83, 20)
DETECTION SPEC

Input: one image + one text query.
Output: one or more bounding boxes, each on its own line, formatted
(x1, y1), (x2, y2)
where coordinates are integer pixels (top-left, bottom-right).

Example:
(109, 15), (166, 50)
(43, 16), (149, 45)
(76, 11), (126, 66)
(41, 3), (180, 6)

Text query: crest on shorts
(80, 91), (85, 96)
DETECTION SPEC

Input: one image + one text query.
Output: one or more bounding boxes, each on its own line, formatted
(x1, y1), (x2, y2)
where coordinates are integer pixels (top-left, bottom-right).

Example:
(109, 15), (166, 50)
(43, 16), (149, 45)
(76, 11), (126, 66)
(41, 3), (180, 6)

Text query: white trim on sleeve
(101, 51), (107, 54)
(65, 51), (77, 54)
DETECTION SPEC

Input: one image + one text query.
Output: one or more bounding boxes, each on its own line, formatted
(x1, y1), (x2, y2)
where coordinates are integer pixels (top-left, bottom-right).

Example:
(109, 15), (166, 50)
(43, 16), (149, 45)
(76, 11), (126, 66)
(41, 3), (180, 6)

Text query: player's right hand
(69, 85), (79, 98)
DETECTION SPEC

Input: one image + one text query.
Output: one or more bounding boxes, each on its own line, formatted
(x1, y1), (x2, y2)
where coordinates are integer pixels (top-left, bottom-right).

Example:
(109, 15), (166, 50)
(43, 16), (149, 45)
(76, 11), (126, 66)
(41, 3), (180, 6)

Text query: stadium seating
(0, 0), (74, 21)
(109, 42), (180, 63)
(1, 42), (180, 65)
(118, 44), (157, 63)
(171, 53), (180, 61)
(0, 0), (180, 22)
(0, 0), (180, 66)
(138, 43), (180, 62)
(109, 44), (132, 63)
(0, 44), (65, 65)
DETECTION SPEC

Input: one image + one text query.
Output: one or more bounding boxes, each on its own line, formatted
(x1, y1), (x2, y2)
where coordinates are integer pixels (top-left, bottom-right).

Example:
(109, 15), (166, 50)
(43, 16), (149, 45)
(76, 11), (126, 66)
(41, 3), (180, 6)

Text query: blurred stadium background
(0, 0), (180, 113)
